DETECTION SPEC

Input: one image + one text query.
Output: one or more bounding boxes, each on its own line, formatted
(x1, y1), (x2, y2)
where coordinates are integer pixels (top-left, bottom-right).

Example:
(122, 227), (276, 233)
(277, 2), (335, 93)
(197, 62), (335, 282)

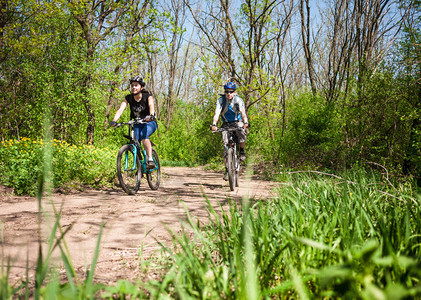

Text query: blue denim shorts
(133, 120), (157, 141)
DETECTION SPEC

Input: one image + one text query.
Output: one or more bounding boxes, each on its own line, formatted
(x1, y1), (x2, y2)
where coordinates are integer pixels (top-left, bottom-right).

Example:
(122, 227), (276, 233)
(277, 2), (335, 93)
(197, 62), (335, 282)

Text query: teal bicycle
(113, 118), (160, 194)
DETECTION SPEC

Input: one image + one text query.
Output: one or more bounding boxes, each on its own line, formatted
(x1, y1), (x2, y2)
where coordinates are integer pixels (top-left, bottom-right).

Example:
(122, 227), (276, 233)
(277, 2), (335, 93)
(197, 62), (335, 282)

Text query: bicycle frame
(120, 120), (158, 174)
(113, 120), (158, 174)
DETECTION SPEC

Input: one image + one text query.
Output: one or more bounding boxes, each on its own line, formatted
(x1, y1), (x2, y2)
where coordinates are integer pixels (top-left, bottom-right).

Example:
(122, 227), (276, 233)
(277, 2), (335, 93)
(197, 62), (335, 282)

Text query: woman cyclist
(110, 76), (157, 168)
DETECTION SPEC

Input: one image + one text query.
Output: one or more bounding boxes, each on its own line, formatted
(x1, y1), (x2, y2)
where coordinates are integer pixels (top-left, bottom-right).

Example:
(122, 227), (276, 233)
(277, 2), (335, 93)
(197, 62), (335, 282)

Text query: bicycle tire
(227, 148), (235, 191)
(117, 144), (142, 195)
(147, 148), (161, 190)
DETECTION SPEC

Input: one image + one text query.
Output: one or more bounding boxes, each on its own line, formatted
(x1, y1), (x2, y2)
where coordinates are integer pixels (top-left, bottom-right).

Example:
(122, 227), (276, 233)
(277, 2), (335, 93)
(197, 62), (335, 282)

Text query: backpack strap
(221, 95), (228, 123)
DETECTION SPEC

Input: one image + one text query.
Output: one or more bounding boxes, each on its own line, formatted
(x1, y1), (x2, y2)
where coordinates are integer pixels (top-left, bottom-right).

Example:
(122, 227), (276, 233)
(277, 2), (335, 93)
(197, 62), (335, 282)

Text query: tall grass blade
(290, 266), (309, 300)
(84, 222), (104, 299)
(240, 196), (259, 300)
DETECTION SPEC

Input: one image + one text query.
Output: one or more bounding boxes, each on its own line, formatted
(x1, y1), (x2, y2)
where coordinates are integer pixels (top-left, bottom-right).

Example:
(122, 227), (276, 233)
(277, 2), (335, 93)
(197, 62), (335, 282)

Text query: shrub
(0, 138), (117, 195)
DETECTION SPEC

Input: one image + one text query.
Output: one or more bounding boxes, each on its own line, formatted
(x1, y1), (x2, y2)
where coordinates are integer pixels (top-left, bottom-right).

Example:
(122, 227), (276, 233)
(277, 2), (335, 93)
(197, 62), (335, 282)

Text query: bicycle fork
(125, 144), (158, 173)
(125, 144), (138, 171)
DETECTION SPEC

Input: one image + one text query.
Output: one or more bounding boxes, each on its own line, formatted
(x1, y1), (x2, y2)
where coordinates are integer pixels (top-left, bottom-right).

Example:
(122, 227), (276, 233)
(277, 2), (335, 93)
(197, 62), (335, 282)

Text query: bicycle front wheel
(117, 144), (142, 195)
(227, 148), (235, 191)
(147, 148), (161, 190)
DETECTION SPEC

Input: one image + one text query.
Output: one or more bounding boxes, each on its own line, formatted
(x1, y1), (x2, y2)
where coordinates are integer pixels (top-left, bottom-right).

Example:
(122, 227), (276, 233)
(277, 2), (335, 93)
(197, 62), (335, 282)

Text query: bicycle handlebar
(110, 117), (153, 128)
(213, 126), (243, 133)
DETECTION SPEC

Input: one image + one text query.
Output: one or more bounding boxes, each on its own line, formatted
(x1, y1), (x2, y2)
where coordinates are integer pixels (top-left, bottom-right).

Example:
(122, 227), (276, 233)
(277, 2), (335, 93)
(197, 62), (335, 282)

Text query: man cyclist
(211, 81), (249, 180)
(110, 75), (157, 168)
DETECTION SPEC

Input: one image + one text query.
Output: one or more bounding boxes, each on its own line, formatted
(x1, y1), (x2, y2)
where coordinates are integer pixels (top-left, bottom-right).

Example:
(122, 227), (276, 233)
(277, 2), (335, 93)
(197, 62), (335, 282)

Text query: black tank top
(125, 91), (151, 119)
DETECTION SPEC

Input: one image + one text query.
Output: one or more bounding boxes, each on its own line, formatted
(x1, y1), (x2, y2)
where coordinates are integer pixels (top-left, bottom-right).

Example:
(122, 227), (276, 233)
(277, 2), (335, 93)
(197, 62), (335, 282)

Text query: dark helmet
(129, 75), (145, 86)
(223, 81), (236, 90)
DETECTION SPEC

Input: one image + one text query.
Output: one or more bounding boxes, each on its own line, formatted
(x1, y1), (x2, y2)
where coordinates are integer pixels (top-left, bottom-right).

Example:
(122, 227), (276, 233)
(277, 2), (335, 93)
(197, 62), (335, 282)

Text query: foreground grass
(145, 170), (421, 299)
(1, 165), (420, 299)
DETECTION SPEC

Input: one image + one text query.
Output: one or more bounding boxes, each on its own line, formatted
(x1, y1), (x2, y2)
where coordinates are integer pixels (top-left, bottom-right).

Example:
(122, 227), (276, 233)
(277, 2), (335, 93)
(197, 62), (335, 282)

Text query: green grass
(143, 170), (421, 299)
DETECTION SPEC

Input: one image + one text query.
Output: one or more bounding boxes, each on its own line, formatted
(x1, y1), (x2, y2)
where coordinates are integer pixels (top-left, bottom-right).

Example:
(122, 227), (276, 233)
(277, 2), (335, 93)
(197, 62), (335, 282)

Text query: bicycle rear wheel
(227, 148), (235, 191)
(117, 144), (142, 195)
(147, 148), (160, 190)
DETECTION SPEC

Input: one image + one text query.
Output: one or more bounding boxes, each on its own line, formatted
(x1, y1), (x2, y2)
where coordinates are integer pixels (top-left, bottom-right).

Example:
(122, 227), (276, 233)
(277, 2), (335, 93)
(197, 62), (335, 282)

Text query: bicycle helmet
(129, 75), (145, 86)
(223, 81), (237, 90)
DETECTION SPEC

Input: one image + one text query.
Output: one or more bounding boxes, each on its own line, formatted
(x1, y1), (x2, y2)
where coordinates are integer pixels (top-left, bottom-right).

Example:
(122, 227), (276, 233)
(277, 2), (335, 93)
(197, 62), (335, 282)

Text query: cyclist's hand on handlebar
(144, 115), (155, 122)
(210, 124), (217, 131)
(243, 122), (250, 129)
(109, 121), (117, 127)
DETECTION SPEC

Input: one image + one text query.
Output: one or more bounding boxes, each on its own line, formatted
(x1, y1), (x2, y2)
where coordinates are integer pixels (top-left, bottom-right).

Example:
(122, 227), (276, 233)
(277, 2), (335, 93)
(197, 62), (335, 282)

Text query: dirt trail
(1, 166), (277, 284)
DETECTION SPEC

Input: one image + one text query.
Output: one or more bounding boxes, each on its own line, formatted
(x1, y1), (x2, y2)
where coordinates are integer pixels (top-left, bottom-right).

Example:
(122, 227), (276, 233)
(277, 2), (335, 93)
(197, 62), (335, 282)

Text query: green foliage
(0, 138), (116, 195)
(336, 69), (416, 170)
(0, 0), (91, 143)
(395, 4), (421, 181)
(0, 262), (24, 300)
(279, 92), (340, 168)
(102, 280), (145, 299)
(244, 89), (285, 165)
(153, 100), (220, 165)
(145, 169), (421, 299)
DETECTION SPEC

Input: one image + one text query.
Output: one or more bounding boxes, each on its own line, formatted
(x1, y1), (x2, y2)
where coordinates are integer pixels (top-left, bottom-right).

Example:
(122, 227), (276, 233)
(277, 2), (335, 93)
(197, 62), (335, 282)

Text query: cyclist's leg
(139, 121), (158, 166)
(236, 127), (247, 160)
(222, 130), (229, 158)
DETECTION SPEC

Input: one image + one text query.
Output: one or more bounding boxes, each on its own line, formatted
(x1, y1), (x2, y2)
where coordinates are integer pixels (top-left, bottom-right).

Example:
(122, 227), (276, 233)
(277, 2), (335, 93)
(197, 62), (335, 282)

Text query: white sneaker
(239, 150), (246, 161)
(147, 159), (156, 169)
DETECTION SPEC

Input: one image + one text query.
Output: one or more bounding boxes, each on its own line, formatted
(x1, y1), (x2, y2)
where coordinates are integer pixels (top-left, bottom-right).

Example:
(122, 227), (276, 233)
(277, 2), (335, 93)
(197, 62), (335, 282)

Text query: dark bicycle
(214, 123), (243, 191)
(112, 118), (160, 194)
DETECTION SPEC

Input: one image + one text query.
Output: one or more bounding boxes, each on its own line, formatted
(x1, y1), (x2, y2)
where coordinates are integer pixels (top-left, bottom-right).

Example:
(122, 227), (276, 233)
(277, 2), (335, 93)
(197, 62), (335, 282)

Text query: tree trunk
(300, 0), (316, 95)
(83, 71), (95, 145)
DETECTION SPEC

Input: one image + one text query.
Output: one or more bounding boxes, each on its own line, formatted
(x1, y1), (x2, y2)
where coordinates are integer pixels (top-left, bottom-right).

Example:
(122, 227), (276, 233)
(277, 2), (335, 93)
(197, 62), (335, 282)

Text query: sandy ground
(0, 166), (278, 286)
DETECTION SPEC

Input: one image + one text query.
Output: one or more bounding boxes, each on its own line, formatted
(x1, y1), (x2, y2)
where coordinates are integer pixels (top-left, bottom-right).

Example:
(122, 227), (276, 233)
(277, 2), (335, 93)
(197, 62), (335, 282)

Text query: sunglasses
(225, 90), (235, 94)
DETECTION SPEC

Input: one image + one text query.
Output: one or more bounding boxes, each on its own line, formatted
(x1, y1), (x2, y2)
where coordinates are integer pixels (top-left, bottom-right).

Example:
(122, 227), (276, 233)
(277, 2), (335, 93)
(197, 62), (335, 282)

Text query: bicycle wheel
(117, 144), (142, 195)
(227, 148), (235, 191)
(147, 148), (160, 190)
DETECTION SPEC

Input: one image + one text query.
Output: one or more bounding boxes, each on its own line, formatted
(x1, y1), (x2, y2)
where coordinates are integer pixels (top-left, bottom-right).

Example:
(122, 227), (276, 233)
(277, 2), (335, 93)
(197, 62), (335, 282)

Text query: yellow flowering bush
(0, 137), (117, 195)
